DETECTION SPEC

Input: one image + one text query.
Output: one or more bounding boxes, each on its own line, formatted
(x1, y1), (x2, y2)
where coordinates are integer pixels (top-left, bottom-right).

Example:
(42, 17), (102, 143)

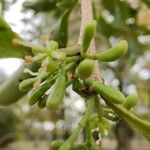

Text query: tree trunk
(114, 119), (134, 150)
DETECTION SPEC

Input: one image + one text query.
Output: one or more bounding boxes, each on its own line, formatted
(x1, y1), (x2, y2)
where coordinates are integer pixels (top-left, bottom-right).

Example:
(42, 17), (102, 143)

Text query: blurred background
(0, 0), (150, 150)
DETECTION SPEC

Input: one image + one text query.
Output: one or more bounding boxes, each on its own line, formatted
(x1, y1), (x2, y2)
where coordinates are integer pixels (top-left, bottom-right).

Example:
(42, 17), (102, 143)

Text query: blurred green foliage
(97, 0), (150, 62)
(0, 0), (149, 147)
(23, 0), (78, 48)
(0, 107), (19, 147)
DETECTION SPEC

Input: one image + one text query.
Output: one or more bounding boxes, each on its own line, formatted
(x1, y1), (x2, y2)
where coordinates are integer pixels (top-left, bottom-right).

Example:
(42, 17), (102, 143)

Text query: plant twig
(85, 97), (94, 149)
(78, 0), (103, 82)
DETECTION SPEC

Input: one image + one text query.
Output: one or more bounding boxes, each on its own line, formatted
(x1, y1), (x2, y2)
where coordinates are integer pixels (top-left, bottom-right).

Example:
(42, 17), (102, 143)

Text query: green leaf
(113, 0), (130, 26)
(0, 15), (31, 58)
(0, 64), (25, 105)
(101, 0), (116, 13)
(23, 0), (77, 16)
(101, 0), (135, 31)
(51, 9), (71, 48)
(97, 16), (121, 37)
(23, 0), (59, 13)
(82, 21), (97, 52)
(102, 0), (134, 23)
(57, 0), (77, 10)
(0, 62), (40, 105)
(143, 0), (150, 7)
(107, 101), (150, 142)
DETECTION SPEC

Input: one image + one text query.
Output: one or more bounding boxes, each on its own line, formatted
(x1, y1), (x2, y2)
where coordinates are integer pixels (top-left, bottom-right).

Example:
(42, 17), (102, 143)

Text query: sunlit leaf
(0, 15), (31, 58)
(107, 102), (150, 142)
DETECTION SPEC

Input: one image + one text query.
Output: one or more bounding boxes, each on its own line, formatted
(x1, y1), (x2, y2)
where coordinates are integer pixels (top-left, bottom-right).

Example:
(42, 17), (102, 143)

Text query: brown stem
(79, 0), (103, 82)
